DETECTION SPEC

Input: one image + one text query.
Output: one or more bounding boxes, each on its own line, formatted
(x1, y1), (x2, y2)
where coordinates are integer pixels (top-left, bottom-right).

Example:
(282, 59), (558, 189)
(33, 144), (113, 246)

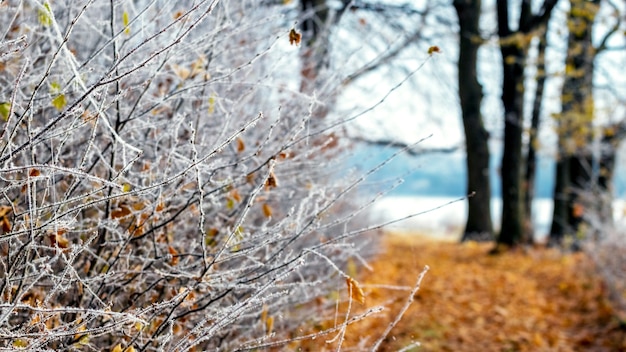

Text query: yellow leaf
(111, 344), (123, 352)
(52, 94), (66, 111)
(346, 277), (365, 304)
(0, 102), (11, 121)
(13, 339), (29, 348)
(122, 11), (130, 35)
(122, 183), (132, 192)
(266, 316), (274, 334)
(125, 346), (136, 352)
(50, 81), (61, 94)
(261, 304), (268, 323)
(38, 2), (52, 27)
(208, 93), (216, 114)
(75, 334), (90, 346)
(346, 258), (357, 278)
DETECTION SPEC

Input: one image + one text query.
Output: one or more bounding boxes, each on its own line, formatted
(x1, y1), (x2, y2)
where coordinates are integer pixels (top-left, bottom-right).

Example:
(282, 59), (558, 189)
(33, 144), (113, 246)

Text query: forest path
(303, 232), (626, 351)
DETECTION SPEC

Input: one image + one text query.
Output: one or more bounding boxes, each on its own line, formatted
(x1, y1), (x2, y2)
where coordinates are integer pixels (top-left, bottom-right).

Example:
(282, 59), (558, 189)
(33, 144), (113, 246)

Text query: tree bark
(549, 0), (598, 245)
(454, 0), (494, 241)
(496, 0), (557, 247)
(524, 25), (549, 243)
(496, 1), (527, 246)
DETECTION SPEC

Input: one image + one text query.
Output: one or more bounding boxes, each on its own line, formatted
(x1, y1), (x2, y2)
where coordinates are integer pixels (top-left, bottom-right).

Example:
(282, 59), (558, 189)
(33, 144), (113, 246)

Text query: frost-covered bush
(0, 1), (377, 350)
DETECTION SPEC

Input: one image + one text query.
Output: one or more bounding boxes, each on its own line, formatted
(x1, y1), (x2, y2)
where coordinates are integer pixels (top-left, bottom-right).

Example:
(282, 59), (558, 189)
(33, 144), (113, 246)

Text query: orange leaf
(230, 189), (241, 202)
(29, 168), (40, 177)
(427, 45), (441, 55)
(262, 203), (272, 218)
(236, 138), (245, 153)
(168, 245), (179, 265)
(346, 277), (365, 304)
(111, 204), (132, 219)
(289, 28), (301, 46)
(572, 203), (585, 218)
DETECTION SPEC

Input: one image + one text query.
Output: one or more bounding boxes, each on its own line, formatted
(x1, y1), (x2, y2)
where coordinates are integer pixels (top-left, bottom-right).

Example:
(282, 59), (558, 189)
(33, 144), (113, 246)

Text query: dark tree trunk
(495, 0), (557, 247)
(454, 0), (494, 241)
(496, 1), (527, 246)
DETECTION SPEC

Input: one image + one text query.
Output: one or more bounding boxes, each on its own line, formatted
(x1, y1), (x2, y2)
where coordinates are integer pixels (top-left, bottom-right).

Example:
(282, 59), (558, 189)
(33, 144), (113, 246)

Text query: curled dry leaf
(262, 203), (272, 218)
(289, 28), (301, 46)
(236, 137), (245, 152)
(346, 277), (365, 304)
(427, 45), (441, 55)
(266, 171), (278, 189)
(168, 245), (179, 265)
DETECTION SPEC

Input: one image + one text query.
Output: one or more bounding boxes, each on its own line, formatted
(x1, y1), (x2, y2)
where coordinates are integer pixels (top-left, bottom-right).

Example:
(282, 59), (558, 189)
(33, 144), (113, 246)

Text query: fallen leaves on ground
(300, 232), (626, 351)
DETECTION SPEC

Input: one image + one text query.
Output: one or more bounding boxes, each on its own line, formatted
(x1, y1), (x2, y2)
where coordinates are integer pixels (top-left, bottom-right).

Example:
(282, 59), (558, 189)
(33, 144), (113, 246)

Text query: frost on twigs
(0, 1), (377, 351)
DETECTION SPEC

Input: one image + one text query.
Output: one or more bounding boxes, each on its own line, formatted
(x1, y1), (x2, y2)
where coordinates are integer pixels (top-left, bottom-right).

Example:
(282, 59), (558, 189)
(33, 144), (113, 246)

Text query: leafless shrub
(0, 1), (391, 350)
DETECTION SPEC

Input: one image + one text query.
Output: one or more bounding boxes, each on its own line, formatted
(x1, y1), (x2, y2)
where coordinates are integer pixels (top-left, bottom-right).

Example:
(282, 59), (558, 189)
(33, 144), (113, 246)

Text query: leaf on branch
(236, 137), (245, 152)
(289, 28), (301, 46)
(262, 203), (272, 218)
(205, 228), (218, 247)
(13, 339), (29, 348)
(38, 2), (52, 27)
(208, 93), (216, 114)
(427, 46), (441, 55)
(48, 230), (69, 249)
(51, 94), (66, 111)
(346, 277), (365, 304)
(0, 102), (11, 121)
(122, 11), (130, 35)
(171, 64), (191, 80)
(230, 189), (241, 202)
(168, 245), (179, 265)
(265, 171), (278, 189)
(111, 204), (132, 219)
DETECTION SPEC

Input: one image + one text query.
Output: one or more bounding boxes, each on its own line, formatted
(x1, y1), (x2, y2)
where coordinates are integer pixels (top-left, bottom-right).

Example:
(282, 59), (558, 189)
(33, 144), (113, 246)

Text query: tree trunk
(495, 0), (557, 246)
(454, 0), (494, 241)
(496, 1), (526, 246)
(524, 25), (549, 243)
(549, 0), (598, 245)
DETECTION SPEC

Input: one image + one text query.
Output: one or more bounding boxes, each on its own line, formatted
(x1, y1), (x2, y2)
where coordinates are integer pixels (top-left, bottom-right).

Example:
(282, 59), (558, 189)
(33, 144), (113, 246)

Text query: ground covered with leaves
(300, 232), (626, 351)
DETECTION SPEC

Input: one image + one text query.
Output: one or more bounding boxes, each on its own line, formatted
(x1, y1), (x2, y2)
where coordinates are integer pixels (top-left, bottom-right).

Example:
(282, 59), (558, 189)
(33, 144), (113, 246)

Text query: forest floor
(298, 231), (626, 351)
